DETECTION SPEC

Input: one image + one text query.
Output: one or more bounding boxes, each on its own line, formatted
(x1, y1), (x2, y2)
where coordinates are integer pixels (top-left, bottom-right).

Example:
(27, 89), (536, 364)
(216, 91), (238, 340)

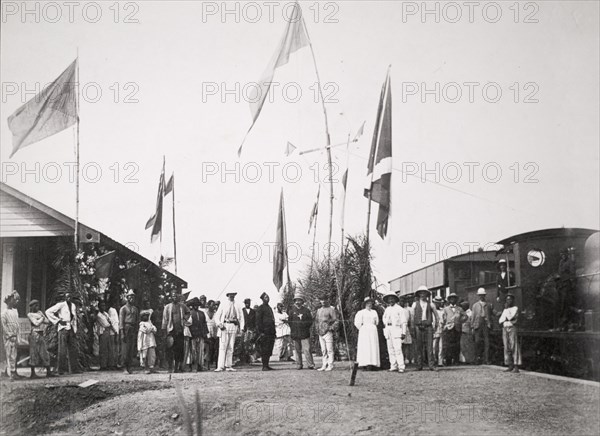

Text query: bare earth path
(1, 361), (599, 435)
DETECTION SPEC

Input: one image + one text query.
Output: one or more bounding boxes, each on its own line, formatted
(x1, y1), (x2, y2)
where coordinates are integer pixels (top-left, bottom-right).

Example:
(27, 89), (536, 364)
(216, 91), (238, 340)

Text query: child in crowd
(137, 310), (157, 374)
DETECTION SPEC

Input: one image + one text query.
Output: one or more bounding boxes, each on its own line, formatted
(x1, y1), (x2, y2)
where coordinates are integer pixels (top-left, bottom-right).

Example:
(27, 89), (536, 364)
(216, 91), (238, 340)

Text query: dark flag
(308, 185), (320, 234)
(339, 168), (348, 228)
(145, 158), (166, 242)
(273, 190), (289, 291)
(94, 250), (116, 279)
(364, 68), (392, 239)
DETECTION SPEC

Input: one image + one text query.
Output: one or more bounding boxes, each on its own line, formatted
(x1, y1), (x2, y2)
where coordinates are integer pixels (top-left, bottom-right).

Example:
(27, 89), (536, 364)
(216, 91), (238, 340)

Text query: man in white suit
(214, 292), (245, 372)
(382, 291), (408, 373)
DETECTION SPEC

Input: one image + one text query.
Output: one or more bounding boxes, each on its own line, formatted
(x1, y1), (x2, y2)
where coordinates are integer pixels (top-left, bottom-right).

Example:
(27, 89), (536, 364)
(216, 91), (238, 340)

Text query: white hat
(382, 291), (399, 302)
(125, 290), (135, 297)
(498, 259), (506, 263)
(416, 285), (430, 295)
(477, 288), (487, 295)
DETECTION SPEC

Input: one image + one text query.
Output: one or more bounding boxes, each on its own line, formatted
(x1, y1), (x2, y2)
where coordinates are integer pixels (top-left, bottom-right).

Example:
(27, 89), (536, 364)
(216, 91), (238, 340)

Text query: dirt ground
(1, 360), (599, 436)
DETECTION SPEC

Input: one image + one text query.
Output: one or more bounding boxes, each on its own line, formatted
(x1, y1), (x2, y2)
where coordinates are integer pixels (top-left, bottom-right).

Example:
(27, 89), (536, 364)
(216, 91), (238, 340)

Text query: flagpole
(310, 200), (318, 276)
(341, 133), (350, 251)
(74, 50), (80, 250)
(301, 16), (334, 272)
(172, 172), (178, 275)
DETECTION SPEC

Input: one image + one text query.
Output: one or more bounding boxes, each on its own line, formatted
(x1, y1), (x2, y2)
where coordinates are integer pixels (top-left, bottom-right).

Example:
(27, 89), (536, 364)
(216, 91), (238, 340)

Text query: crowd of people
(354, 285), (521, 374)
(1, 281), (522, 380)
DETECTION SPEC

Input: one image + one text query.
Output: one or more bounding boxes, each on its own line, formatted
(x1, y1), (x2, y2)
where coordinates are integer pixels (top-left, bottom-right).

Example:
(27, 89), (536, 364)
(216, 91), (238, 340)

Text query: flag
(94, 250), (116, 279)
(353, 121), (365, 142)
(364, 68), (392, 239)
(164, 173), (174, 195)
(285, 141), (297, 157)
(273, 190), (289, 291)
(308, 185), (320, 233)
(145, 158), (166, 242)
(238, 2), (309, 156)
(339, 168), (348, 228)
(7, 59), (78, 158)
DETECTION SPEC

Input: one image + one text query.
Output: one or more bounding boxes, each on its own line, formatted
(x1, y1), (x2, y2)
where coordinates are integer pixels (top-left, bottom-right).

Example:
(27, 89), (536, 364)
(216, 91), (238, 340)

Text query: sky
(1, 1), (599, 303)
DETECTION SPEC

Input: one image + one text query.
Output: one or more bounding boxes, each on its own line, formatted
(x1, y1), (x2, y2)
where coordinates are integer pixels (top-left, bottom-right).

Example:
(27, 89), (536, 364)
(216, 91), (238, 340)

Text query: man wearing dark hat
(214, 291), (244, 372)
(255, 292), (276, 371)
(411, 286), (439, 371)
(187, 298), (209, 371)
(241, 298), (257, 364)
(289, 294), (314, 370)
(441, 292), (467, 366)
(499, 293), (521, 372)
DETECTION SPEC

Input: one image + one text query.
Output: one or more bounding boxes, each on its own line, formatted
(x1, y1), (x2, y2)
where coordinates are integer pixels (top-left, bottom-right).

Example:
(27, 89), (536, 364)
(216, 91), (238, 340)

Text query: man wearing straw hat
(441, 292), (467, 366)
(411, 286), (439, 371)
(289, 293), (315, 370)
(432, 296), (445, 367)
(382, 291), (408, 372)
(214, 291), (244, 372)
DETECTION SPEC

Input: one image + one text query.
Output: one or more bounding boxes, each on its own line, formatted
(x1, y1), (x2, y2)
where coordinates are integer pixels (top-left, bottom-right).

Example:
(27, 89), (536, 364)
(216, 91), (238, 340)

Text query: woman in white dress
(354, 297), (380, 369)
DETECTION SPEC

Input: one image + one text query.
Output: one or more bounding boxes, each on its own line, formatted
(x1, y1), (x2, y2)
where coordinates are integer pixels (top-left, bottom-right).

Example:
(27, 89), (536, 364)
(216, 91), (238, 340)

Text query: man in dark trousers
(255, 292), (276, 371)
(411, 286), (439, 371)
(442, 292), (468, 366)
(242, 298), (257, 364)
(118, 290), (139, 374)
(289, 294), (315, 370)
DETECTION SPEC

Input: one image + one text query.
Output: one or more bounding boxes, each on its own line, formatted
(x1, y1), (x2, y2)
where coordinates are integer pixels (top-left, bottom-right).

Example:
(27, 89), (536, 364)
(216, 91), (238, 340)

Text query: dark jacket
(255, 303), (276, 337)
(289, 305), (313, 340)
(242, 307), (256, 331)
(188, 308), (208, 339)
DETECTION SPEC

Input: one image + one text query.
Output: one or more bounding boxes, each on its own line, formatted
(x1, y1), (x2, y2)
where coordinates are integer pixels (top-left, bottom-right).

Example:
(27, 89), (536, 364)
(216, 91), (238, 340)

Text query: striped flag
(273, 190), (290, 291)
(238, 2), (309, 156)
(365, 68), (392, 239)
(7, 59), (78, 158)
(308, 185), (320, 233)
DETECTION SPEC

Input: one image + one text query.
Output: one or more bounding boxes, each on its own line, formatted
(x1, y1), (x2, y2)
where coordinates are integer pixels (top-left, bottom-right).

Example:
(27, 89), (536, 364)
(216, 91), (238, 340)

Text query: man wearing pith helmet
(382, 291), (408, 372)
(411, 285), (439, 371)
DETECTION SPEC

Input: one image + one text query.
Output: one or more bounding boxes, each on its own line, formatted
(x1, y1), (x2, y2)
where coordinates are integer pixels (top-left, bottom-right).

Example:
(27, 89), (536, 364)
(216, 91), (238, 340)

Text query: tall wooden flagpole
(301, 15), (334, 272)
(172, 173), (178, 275)
(74, 51), (80, 250)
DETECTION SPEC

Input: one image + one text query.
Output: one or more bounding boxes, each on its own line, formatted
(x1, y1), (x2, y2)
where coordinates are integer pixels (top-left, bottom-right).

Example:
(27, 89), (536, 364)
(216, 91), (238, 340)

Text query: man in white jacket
(46, 292), (81, 375)
(382, 291), (408, 372)
(214, 292), (245, 372)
